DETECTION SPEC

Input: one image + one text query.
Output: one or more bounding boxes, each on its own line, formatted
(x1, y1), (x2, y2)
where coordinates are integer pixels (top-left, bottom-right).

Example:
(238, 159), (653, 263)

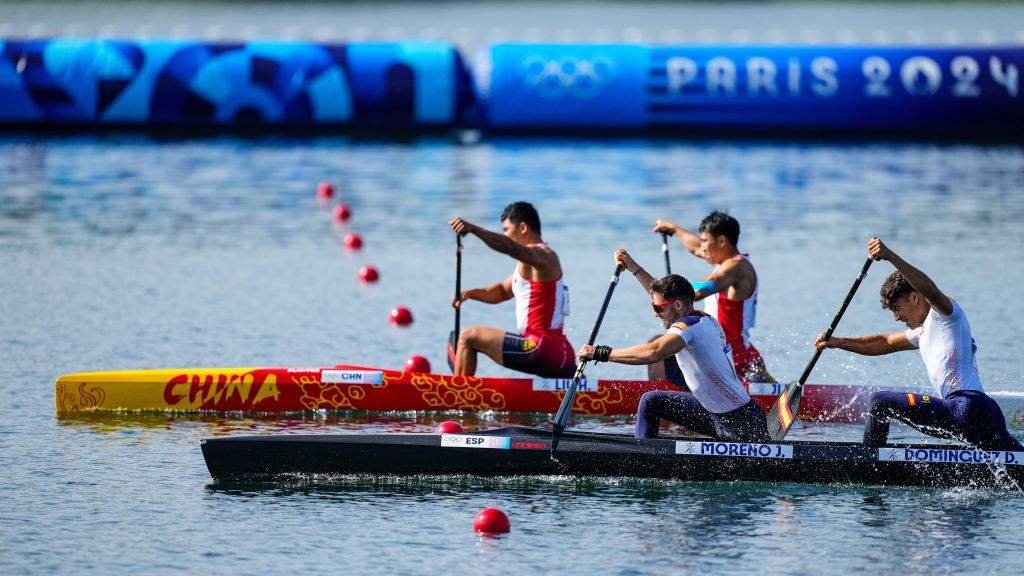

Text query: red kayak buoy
(344, 232), (363, 250)
(358, 265), (379, 283)
(316, 181), (334, 199)
(405, 355), (430, 373)
(333, 203), (352, 223)
(473, 508), (510, 534)
(389, 306), (413, 326)
(435, 420), (463, 434)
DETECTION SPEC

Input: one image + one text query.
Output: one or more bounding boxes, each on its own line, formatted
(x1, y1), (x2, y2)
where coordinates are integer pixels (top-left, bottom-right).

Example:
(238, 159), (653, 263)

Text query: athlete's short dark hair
(879, 271), (915, 310)
(500, 201), (541, 234)
(699, 210), (740, 247)
(651, 274), (695, 306)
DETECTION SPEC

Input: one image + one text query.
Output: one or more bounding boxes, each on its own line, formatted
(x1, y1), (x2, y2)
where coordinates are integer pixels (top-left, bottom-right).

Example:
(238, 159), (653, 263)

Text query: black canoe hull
(201, 426), (1024, 489)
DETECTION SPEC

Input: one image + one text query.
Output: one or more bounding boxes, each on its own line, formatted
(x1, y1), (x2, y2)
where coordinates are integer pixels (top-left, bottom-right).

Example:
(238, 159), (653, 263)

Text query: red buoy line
(316, 179), (438, 442)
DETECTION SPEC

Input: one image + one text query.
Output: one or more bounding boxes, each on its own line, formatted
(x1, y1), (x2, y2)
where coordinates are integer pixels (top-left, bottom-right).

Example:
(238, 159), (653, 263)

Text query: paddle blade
(551, 377), (581, 451)
(551, 422), (565, 452)
(446, 330), (458, 372)
(767, 381), (804, 441)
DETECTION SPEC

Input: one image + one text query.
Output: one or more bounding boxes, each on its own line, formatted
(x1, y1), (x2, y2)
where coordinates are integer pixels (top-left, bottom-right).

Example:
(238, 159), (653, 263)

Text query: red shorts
(731, 343), (774, 383)
(501, 331), (576, 378)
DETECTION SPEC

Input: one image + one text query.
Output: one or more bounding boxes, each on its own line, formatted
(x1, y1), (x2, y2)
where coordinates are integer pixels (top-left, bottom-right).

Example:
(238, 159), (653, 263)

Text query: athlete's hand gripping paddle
(552, 265), (624, 451)
(767, 258), (873, 440)
(447, 233), (463, 372)
(661, 233), (672, 274)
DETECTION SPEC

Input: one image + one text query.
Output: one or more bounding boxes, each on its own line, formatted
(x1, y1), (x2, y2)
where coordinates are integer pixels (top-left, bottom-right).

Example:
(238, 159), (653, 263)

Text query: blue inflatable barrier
(485, 43), (1023, 135)
(0, 39), (472, 128)
(1, 39), (1021, 135)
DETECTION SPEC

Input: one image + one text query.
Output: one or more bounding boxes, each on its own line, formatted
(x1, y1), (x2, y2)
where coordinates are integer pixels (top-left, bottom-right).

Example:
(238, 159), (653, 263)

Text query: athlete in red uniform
(653, 211), (774, 383)
(448, 202), (576, 378)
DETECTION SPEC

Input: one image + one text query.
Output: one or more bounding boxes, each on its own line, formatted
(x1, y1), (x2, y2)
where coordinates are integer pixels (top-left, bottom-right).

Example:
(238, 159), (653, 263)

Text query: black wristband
(593, 345), (612, 362)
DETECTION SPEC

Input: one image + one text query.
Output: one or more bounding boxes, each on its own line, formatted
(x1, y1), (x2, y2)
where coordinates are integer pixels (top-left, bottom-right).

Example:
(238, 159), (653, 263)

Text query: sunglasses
(651, 298), (684, 314)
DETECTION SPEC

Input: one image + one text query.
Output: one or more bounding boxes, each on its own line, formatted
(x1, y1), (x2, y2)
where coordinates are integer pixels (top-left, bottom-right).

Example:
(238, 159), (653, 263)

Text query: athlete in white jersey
(817, 237), (1021, 450)
(906, 300), (984, 398)
(577, 249), (769, 441)
(449, 202), (576, 378)
(666, 314), (749, 414)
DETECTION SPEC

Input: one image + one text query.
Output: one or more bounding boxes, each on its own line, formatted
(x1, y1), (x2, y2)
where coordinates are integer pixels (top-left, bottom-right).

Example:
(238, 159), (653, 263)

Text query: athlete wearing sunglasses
(577, 248), (770, 441)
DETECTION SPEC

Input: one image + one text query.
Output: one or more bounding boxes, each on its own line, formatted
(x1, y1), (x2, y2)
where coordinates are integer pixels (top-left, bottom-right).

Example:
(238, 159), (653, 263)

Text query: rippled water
(3, 135), (1024, 574)
(4, 0), (1024, 50)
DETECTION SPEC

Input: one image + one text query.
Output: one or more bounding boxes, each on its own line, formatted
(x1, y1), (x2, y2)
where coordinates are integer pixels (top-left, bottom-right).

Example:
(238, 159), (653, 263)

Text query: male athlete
(578, 249), (769, 441)
(653, 211), (774, 383)
(448, 202), (575, 378)
(816, 237), (1022, 450)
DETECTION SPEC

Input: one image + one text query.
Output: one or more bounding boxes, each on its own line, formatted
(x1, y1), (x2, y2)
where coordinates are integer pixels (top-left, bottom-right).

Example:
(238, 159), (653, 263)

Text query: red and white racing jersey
(703, 253), (757, 349)
(511, 243), (569, 339)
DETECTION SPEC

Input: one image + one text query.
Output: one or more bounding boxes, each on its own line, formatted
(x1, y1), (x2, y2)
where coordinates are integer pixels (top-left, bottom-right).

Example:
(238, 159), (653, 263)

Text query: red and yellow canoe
(54, 364), (882, 421)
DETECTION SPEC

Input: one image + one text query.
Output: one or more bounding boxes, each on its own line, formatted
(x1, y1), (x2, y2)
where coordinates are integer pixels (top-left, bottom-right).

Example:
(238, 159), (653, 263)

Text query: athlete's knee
(868, 391), (899, 414)
(456, 329), (475, 349)
(458, 327), (489, 350)
(638, 390), (666, 415)
(636, 391), (667, 439)
(637, 390), (657, 410)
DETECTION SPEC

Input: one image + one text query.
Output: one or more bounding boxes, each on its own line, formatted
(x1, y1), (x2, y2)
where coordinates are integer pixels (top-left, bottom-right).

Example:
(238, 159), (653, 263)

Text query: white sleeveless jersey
(905, 300), (984, 398)
(667, 314), (750, 414)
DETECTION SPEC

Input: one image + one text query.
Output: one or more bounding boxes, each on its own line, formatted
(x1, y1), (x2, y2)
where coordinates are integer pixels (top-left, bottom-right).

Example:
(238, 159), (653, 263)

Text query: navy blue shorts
(635, 390), (769, 442)
(864, 389), (1023, 450)
(501, 332), (576, 378)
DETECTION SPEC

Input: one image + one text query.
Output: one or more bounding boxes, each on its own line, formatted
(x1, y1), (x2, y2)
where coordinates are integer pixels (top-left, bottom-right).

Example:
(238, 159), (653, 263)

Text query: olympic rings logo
(520, 56), (617, 100)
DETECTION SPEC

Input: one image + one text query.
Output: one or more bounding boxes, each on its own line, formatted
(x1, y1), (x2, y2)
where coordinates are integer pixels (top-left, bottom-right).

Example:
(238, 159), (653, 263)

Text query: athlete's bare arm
(868, 237), (954, 316)
(453, 276), (514, 308)
(614, 248), (657, 295)
(653, 219), (704, 258)
(697, 257), (756, 301)
(449, 217), (558, 277)
(578, 332), (685, 365)
(815, 331), (916, 356)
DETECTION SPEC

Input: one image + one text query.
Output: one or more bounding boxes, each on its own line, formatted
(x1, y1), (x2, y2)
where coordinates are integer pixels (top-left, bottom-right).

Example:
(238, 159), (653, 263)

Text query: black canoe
(201, 425), (1024, 488)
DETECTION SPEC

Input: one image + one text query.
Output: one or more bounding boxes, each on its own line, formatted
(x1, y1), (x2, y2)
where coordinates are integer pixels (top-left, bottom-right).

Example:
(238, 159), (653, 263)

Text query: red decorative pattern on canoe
(54, 363), (888, 422)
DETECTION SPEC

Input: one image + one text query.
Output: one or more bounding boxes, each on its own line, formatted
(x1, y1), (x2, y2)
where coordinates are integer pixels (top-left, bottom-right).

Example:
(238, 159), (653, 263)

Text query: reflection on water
(54, 410), (580, 435)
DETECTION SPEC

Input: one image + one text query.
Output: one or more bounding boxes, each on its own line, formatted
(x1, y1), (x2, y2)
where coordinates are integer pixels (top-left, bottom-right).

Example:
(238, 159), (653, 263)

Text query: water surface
(2, 135), (1023, 574)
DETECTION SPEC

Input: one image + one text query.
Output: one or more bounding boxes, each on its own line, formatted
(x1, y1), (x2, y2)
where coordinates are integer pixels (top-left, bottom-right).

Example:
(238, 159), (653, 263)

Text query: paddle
(767, 257), (874, 440)
(551, 265), (624, 451)
(661, 232), (672, 274)
(659, 232), (687, 390)
(446, 233), (463, 371)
